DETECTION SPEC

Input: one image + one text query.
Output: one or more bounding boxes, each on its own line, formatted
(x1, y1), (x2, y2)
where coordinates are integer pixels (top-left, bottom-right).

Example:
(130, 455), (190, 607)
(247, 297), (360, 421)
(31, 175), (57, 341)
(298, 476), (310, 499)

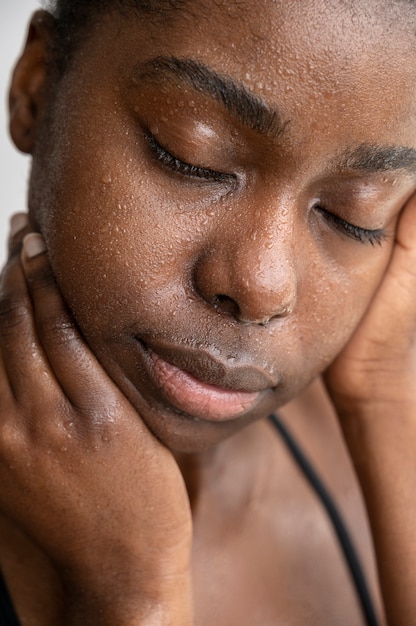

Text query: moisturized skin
(25, 0), (416, 453)
(2, 0), (416, 624)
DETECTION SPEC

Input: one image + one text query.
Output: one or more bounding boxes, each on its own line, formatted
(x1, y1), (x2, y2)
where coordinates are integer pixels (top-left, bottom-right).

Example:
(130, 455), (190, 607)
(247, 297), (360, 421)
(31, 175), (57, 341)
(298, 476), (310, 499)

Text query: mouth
(139, 340), (275, 422)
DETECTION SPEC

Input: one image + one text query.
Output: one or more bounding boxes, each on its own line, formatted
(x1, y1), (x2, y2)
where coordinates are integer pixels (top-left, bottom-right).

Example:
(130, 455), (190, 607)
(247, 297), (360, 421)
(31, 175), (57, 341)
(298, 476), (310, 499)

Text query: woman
(1, 0), (416, 623)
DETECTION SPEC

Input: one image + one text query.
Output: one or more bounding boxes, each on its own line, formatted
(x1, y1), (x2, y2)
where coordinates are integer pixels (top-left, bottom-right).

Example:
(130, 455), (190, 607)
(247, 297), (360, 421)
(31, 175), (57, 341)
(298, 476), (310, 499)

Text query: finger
(0, 213), (32, 353)
(392, 190), (416, 281)
(7, 213), (31, 259)
(0, 213), (30, 298)
(0, 232), (61, 405)
(21, 233), (122, 409)
(371, 192), (416, 339)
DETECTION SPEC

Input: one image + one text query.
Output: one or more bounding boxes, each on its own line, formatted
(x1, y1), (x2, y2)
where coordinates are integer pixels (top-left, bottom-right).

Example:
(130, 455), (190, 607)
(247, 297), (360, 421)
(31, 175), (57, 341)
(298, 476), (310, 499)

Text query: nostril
(211, 294), (240, 319)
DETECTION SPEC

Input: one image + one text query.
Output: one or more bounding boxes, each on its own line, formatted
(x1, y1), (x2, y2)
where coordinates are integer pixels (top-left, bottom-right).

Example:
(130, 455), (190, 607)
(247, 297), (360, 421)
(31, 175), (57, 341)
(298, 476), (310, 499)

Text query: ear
(9, 11), (56, 154)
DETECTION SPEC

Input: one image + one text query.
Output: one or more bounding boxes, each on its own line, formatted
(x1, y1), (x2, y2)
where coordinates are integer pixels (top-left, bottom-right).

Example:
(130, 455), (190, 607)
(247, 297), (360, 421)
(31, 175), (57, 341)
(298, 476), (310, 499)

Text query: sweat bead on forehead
(45, 0), (416, 142)
(24, 0), (416, 451)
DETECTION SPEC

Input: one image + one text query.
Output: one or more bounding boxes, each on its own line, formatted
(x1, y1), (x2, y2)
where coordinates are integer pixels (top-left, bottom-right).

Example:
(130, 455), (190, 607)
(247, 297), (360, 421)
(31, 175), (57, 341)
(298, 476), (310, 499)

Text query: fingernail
(23, 233), (47, 259)
(10, 213), (29, 237)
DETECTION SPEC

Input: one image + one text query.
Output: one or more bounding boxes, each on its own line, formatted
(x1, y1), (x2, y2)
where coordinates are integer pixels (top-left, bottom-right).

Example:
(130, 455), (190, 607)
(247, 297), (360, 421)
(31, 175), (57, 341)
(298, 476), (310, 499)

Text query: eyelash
(144, 132), (386, 247)
(144, 131), (234, 183)
(315, 206), (386, 246)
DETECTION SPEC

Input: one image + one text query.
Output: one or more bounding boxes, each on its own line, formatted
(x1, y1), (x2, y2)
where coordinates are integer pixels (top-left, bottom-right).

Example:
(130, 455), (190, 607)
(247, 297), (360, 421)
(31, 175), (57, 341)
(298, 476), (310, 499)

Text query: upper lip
(141, 337), (279, 393)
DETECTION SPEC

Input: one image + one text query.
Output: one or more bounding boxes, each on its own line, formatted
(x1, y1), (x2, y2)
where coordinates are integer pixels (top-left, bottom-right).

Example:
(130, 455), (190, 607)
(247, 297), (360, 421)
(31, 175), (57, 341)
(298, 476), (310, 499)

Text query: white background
(0, 1), (41, 262)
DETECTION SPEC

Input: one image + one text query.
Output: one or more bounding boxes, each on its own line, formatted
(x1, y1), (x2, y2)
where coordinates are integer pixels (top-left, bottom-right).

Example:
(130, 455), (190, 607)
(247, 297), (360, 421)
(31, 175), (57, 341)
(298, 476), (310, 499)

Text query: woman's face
(27, 0), (416, 451)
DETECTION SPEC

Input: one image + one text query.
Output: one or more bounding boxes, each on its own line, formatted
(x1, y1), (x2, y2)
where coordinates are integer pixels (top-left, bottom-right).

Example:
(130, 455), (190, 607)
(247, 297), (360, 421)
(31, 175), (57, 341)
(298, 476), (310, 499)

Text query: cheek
(42, 171), (201, 343)
(33, 110), (195, 338)
(297, 245), (393, 370)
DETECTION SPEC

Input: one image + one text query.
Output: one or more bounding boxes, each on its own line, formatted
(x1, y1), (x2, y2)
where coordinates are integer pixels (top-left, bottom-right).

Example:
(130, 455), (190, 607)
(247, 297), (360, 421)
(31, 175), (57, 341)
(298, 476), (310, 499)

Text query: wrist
(59, 540), (193, 626)
(63, 571), (194, 626)
(331, 393), (416, 484)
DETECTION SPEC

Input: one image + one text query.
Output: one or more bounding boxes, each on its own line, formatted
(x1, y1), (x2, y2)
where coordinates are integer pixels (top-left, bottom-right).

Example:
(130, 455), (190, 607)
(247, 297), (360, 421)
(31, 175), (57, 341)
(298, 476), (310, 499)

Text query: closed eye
(315, 205), (387, 246)
(144, 131), (236, 184)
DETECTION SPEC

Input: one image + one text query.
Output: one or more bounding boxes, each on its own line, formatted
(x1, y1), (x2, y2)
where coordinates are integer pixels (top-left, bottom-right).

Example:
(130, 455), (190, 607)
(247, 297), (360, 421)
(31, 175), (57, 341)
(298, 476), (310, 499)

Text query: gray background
(1, 1), (41, 262)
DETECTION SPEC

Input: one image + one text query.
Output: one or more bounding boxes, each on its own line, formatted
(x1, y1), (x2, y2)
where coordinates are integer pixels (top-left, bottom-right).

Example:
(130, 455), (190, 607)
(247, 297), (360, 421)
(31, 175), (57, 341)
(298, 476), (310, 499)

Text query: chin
(130, 385), (289, 454)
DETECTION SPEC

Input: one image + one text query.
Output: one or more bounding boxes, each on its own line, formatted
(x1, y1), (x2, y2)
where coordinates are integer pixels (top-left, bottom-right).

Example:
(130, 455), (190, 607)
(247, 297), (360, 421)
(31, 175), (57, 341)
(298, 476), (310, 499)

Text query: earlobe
(9, 11), (56, 154)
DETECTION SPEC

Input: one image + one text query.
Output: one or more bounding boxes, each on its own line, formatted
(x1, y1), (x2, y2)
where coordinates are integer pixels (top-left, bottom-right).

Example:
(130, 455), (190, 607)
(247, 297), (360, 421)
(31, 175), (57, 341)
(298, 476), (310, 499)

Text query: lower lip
(147, 349), (260, 422)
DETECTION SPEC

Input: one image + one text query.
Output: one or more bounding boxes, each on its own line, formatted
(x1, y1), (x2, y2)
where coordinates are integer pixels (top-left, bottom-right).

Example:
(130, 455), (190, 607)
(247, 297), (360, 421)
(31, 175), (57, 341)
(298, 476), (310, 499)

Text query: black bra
(0, 413), (379, 626)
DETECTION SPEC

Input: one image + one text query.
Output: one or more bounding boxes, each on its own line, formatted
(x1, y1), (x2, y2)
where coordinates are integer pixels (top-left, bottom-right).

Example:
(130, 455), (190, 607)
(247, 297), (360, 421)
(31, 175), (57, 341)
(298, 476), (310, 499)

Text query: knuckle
(0, 295), (31, 336)
(26, 262), (56, 293)
(0, 407), (36, 472)
(0, 397), (74, 458)
(0, 420), (27, 464)
(37, 312), (77, 345)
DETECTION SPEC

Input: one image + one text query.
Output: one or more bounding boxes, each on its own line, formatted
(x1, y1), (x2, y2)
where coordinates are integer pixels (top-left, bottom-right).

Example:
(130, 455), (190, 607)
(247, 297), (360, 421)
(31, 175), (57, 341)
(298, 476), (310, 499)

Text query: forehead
(63, 0), (416, 149)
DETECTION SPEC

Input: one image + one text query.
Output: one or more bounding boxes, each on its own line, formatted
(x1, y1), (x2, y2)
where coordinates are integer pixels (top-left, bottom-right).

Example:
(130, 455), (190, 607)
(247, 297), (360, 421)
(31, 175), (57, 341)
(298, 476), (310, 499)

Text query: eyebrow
(135, 56), (416, 178)
(136, 56), (287, 138)
(335, 144), (416, 177)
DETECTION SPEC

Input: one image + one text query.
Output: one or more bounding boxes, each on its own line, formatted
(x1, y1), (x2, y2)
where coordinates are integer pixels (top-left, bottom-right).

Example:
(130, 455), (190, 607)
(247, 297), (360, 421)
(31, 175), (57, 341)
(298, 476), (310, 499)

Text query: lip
(140, 340), (276, 422)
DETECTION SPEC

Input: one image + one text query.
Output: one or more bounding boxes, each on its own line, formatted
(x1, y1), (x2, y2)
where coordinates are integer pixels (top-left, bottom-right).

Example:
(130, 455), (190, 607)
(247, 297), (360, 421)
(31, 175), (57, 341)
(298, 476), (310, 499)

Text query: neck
(173, 419), (275, 516)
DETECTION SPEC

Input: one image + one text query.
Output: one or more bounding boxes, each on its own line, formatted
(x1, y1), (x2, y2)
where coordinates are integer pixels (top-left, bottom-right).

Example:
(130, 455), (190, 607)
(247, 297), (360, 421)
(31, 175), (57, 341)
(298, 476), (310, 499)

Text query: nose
(193, 220), (298, 326)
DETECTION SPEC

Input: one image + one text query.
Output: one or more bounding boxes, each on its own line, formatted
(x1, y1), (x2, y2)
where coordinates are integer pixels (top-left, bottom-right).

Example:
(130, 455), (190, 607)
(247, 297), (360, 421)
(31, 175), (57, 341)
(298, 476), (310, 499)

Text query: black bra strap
(0, 414), (380, 626)
(269, 413), (380, 626)
(0, 567), (20, 626)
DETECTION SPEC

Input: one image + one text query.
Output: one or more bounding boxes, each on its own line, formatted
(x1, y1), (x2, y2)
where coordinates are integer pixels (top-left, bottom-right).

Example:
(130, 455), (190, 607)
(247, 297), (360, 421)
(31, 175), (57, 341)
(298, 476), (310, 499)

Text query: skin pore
(2, 0), (416, 623)
(28, 0), (416, 452)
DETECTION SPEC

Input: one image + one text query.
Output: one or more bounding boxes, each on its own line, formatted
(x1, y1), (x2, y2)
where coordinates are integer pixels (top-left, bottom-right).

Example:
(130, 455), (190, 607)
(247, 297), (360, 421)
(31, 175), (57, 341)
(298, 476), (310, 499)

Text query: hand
(324, 191), (416, 412)
(324, 194), (416, 625)
(0, 214), (193, 624)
